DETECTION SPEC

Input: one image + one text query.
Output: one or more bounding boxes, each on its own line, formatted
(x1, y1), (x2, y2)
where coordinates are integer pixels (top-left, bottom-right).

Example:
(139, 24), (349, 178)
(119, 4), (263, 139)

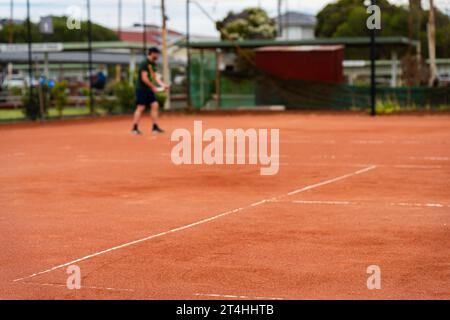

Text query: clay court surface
(0, 113), (449, 300)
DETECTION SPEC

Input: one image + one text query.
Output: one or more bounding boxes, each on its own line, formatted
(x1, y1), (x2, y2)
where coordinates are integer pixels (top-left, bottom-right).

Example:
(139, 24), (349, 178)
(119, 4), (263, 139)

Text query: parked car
(1, 75), (38, 90)
(1, 75), (26, 89)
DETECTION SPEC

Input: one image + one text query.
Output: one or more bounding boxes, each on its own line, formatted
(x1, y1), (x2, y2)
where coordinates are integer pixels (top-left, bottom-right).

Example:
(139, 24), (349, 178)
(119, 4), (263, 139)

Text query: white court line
(272, 200), (450, 208)
(408, 156), (450, 161)
(279, 163), (366, 167)
(394, 202), (449, 208)
(194, 293), (285, 300)
(24, 282), (283, 299)
(291, 200), (355, 205)
(21, 281), (135, 292)
(393, 165), (443, 169)
(352, 140), (384, 144)
(279, 163), (444, 170)
(13, 165), (377, 283)
(286, 165), (377, 196)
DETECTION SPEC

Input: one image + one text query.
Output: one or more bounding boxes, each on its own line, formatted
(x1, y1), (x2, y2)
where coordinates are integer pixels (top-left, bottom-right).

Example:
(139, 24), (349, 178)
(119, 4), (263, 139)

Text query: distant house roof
(275, 11), (317, 28)
(117, 31), (161, 45)
(117, 25), (184, 46)
(184, 37), (420, 50)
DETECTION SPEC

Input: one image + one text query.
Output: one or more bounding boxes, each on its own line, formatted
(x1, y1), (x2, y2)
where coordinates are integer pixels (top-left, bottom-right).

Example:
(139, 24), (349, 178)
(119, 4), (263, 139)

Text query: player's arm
(141, 70), (158, 93)
(149, 65), (169, 90)
(155, 73), (170, 90)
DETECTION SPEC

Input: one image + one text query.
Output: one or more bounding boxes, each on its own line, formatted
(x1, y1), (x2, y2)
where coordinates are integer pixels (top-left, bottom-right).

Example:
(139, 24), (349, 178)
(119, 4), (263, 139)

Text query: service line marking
(272, 199), (450, 208)
(13, 165), (377, 283)
(286, 165), (377, 196)
(292, 200), (355, 205)
(194, 293), (285, 300)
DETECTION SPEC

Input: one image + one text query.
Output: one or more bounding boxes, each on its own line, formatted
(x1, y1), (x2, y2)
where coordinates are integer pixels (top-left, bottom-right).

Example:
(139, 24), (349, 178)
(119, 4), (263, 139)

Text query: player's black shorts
(136, 89), (156, 107)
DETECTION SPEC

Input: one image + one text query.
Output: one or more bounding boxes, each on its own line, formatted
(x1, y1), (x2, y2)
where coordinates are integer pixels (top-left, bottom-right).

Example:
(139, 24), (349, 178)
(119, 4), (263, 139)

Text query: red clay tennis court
(1, 113), (449, 299)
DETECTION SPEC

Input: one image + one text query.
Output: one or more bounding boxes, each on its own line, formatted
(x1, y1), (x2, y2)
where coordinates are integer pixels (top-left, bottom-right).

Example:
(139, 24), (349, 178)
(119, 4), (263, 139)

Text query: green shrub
(51, 81), (69, 117)
(114, 81), (135, 113)
(21, 88), (40, 120)
(9, 86), (23, 96)
(97, 92), (118, 114)
(375, 98), (402, 114)
(79, 87), (93, 111)
(79, 87), (90, 97)
(438, 104), (450, 112)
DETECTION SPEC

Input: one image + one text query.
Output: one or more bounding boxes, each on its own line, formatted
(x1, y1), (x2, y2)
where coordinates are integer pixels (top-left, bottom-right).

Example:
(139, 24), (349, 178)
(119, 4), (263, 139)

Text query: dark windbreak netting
(189, 49), (450, 112)
(255, 76), (450, 110)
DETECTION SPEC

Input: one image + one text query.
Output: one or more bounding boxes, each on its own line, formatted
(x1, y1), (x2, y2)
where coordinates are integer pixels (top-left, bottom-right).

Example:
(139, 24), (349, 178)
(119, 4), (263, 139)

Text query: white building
(275, 12), (317, 40)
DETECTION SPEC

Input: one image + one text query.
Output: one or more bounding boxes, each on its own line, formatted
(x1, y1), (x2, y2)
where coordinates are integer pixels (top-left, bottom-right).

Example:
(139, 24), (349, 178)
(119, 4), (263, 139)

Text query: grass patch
(0, 109), (25, 120)
(0, 107), (108, 121)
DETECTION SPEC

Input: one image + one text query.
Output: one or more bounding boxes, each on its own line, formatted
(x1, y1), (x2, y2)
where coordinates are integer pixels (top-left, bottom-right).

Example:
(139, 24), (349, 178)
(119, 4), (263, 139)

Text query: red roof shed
(254, 45), (344, 84)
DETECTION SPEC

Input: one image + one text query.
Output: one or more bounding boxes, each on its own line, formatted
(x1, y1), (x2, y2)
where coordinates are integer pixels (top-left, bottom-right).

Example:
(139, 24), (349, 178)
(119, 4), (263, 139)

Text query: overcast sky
(0, 0), (449, 36)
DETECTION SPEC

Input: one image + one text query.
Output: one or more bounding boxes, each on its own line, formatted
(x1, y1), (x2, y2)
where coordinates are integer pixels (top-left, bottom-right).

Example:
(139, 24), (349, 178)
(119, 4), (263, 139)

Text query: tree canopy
(216, 7), (277, 41)
(0, 16), (119, 43)
(315, 0), (450, 58)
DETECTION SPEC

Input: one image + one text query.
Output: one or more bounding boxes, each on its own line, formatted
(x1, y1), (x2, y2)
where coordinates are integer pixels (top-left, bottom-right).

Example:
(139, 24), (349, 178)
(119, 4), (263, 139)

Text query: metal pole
(428, 0), (438, 87)
(142, 0), (147, 55)
(26, 0), (33, 109)
(390, 51), (398, 88)
(9, 0), (14, 43)
(129, 49), (136, 84)
(118, 0), (122, 39)
(199, 49), (204, 106)
(87, 0), (95, 115)
(277, 0), (282, 37)
(186, 0), (191, 109)
(285, 0), (289, 40)
(7, 0), (13, 82)
(370, 0), (377, 116)
(161, 0), (171, 110)
(215, 49), (221, 109)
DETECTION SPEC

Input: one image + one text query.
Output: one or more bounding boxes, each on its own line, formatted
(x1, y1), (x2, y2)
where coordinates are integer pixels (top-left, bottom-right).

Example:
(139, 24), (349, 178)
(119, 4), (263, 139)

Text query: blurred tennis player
(131, 47), (169, 135)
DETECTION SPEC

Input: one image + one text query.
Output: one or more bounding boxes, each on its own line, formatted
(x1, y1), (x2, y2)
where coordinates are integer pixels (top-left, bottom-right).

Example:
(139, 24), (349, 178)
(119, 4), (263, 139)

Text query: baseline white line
(21, 281), (135, 292)
(13, 207), (246, 282)
(194, 293), (285, 300)
(394, 202), (449, 208)
(13, 165), (377, 283)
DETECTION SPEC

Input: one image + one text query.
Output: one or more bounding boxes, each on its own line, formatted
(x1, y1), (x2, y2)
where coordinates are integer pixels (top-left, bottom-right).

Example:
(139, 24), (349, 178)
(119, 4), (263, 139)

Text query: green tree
(216, 8), (276, 41)
(315, 0), (450, 59)
(0, 16), (119, 43)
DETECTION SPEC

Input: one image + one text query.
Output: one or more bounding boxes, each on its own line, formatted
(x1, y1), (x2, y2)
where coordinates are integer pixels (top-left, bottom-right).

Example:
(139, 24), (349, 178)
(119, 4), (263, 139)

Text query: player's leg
(150, 101), (164, 133)
(132, 105), (145, 135)
(132, 89), (147, 135)
(148, 90), (164, 134)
